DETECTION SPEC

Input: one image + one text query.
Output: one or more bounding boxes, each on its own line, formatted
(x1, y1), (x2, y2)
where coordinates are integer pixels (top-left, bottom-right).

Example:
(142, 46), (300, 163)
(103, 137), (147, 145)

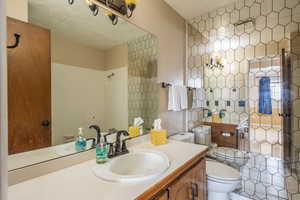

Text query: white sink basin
(92, 149), (170, 182)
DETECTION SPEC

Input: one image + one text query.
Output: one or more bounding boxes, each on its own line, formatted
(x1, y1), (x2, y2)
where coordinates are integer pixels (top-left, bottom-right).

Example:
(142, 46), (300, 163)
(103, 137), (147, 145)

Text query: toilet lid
(206, 161), (240, 180)
(213, 147), (247, 160)
(169, 133), (194, 142)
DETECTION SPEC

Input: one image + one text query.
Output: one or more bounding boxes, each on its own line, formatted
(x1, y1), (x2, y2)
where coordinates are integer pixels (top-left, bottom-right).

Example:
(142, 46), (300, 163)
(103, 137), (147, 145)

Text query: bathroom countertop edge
(134, 148), (208, 200)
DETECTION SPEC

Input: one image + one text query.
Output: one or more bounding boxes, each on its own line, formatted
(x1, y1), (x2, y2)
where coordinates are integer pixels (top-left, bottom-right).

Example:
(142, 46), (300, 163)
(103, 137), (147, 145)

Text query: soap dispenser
(96, 135), (108, 164)
(75, 127), (87, 152)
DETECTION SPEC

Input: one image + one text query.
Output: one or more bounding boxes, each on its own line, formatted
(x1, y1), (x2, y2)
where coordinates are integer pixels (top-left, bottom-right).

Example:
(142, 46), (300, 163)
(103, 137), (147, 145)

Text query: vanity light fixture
(68, 0), (74, 5)
(86, 0), (99, 16)
(67, 0), (130, 25)
(105, 10), (118, 25)
(205, 56), (224, 70)
(124, 0), (137, 18)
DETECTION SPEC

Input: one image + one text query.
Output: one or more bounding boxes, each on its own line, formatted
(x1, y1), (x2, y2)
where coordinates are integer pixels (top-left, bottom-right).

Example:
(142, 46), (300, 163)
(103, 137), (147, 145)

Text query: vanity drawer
(151, 158), (207, 200)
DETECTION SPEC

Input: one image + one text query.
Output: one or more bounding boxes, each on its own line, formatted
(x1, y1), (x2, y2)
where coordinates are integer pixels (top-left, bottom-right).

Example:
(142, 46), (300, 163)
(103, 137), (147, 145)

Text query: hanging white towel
(180, 87), (188, 110)
(168, 85), (181, 111)
(192, 88), (205, 109)
(168, 85), (188, 111)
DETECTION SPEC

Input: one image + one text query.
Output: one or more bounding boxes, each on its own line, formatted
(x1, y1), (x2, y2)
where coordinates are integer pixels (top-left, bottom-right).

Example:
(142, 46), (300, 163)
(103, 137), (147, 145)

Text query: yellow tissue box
(129, 126), (140, 137)
(212, 114), (220, 123)
(150, 129), (168, 146)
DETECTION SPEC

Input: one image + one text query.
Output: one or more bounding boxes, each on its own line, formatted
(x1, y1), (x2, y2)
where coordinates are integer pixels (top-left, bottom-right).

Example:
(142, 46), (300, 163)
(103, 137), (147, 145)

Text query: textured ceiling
(163, 0), (236, 20)
(28, 0), (147, 50)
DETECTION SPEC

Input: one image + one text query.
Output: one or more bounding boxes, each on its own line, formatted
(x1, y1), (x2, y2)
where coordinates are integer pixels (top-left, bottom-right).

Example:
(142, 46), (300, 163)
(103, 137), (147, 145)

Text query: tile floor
(238, 153), (300, 200)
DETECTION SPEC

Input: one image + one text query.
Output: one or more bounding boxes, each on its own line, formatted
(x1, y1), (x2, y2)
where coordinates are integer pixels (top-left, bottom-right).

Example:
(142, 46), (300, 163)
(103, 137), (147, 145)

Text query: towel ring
(7, 33), (21, 49)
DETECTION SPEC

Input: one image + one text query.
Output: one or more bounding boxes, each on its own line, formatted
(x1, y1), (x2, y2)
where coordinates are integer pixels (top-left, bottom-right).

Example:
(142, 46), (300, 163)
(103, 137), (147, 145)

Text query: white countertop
(8, 141), (208, 200)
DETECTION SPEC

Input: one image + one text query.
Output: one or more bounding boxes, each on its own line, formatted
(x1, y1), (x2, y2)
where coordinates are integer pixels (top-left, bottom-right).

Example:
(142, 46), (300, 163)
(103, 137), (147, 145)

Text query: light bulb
(85, 0), (92, 6)
(125, 0), (137, 5)
(105, 10), (113, 16)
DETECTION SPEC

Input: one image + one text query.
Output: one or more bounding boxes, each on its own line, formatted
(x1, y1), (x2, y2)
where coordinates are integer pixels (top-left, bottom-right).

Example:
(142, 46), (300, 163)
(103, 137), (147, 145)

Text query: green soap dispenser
(96, 135), (108, 164)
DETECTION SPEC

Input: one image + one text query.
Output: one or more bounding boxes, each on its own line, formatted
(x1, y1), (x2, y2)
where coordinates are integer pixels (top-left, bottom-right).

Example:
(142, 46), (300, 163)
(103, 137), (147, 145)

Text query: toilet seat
(206, 161), (241, 181)
(212, 147), (247, 160)
(210, 147), (249, 166)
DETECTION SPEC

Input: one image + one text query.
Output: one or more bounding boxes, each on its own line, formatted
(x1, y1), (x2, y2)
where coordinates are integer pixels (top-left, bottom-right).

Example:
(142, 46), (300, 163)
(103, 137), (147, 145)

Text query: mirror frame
(0, 0), (8, 198)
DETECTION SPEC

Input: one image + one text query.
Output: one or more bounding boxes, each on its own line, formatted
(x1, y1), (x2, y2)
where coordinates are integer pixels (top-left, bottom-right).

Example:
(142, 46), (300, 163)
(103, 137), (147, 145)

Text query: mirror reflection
(7, 0), (158, 171)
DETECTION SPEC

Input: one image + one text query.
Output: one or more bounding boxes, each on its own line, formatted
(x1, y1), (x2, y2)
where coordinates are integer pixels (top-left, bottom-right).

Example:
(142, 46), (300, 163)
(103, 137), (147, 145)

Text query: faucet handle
(104, 130), (118, 143)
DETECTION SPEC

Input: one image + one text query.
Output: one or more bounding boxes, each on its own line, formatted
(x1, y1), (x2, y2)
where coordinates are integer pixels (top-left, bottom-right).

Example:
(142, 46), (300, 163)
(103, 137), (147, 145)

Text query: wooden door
(7, 17), (51, 154)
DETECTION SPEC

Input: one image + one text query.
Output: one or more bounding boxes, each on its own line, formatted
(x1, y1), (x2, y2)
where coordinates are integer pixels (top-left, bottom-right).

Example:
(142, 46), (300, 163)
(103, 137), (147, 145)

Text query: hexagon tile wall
(127, 34), (159, 131)
(187, 0), (300, 199)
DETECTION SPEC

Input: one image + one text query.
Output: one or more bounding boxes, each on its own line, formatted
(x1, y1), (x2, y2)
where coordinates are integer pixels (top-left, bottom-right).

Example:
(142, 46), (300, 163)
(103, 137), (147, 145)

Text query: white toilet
(169, 132), (242, 200)
(206, 160), (241, 200)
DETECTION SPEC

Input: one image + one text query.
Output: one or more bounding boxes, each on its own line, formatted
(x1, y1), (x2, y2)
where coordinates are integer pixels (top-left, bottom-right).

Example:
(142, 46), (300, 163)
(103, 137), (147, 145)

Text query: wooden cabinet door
(154, 190), (169, 200)
(190, 159), (207, 200)
(169, 159), (207, 200)
(168, 173), (192, 200)
(7, 17), (51, 154)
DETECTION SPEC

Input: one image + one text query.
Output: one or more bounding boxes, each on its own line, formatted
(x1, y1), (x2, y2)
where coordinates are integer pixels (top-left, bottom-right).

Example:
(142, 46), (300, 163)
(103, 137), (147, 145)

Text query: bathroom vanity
(148, 157), (206, 200)
(8, 141), (208, 200)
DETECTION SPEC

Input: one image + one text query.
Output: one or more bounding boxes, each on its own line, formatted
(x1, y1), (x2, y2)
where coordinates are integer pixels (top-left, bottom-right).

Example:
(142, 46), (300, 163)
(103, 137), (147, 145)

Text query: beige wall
(104, 44), (128, 70)
(51, 34), (106, 71)
(129, 0), (186, 84)
(103, 67), (128, 130)
(6, 0), (28, 22)
(128, 0), (187, 133)
(51, 63), (106, 145)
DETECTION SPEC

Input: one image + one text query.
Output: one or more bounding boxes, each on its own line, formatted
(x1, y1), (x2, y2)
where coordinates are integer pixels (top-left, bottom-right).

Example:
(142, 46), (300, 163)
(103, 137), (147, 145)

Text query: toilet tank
(169, 132), (195, 143)
(192, 125), (211, 146)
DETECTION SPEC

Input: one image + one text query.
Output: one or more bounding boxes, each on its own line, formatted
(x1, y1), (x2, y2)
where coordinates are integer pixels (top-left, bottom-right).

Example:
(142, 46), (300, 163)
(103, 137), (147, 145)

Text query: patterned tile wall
(127, 34), (159, 131)
(188, 0), (300, 161)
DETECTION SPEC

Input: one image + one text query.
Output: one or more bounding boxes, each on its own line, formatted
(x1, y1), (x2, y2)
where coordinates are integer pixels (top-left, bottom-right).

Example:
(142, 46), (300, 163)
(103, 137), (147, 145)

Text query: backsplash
(187, 0), (300, 162)
(127, 34), (159, 130)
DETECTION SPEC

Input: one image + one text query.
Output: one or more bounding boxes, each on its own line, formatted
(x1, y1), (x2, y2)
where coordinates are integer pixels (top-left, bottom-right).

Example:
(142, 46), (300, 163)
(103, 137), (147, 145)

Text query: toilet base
(208, 191), (230, 200)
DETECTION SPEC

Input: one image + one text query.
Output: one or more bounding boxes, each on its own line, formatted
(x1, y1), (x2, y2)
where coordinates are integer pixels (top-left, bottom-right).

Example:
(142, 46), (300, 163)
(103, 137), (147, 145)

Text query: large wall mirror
(7, 0), (159, 171)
